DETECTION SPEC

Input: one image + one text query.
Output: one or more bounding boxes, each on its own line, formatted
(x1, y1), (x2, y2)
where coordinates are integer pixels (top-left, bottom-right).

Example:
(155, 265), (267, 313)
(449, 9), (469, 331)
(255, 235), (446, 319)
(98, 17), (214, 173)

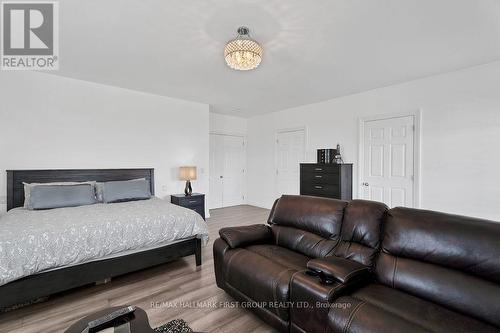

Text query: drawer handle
(189, 200), (198, 203)
(314, 168), (323, 171)
(314, 186), (323, 189)
(315, 175), (323, 178)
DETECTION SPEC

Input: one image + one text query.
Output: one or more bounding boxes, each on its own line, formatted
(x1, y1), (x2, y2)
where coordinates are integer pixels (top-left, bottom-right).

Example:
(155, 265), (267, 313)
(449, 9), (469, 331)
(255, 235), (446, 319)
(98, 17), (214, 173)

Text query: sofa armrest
(290, 263), (370, 333)
(290, 270), (365, 333)
(307, 256), (370, 284)
(213, 238), (230, 289)
(219, 224), (272, 248)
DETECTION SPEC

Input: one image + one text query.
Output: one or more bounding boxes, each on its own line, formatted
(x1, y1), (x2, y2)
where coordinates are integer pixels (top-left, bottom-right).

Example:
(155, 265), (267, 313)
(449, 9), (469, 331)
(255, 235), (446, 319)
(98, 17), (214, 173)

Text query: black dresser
(300, 163), (353, 200)
(170, 193), (205, 220)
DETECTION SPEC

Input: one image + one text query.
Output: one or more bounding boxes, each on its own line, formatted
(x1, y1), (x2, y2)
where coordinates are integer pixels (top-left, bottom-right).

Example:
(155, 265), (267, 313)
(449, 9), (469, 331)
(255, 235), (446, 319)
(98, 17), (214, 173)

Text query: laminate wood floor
(0, 205), (276, 333)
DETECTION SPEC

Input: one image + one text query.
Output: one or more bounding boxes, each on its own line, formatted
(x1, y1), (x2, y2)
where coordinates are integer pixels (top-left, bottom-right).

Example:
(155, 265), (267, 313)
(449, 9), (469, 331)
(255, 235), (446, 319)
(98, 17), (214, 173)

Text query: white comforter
(0, 197), (209, 286)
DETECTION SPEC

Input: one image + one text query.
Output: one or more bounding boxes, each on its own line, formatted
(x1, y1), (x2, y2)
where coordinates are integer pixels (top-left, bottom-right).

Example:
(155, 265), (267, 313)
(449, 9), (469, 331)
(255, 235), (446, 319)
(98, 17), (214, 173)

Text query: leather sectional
(213, 195), (500, 333)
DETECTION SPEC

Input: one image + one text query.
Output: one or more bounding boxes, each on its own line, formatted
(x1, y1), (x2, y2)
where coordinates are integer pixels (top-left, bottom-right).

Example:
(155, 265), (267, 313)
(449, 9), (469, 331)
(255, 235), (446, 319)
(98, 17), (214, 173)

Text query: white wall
(209, 112), (247, 136)
(0, 71), (209, 214)
(247, 61), (500, 221)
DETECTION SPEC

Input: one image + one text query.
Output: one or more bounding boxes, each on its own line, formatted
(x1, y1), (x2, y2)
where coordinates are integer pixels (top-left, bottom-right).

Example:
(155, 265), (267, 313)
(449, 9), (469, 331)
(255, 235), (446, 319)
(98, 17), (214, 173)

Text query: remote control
(85, 306), (136, 332)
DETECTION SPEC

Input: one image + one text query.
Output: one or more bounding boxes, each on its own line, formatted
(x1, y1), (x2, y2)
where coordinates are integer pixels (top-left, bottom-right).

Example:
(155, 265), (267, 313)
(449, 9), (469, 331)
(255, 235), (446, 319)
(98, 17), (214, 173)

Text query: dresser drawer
(171, 194), (205, 220)
(301, 183), (340, 198)
(301, 173), (339, 185)
(177, 196), (204, 207)
(301, 164), (340, 175)
(192, 205), (205, 218)
(300, 163), (352, 200)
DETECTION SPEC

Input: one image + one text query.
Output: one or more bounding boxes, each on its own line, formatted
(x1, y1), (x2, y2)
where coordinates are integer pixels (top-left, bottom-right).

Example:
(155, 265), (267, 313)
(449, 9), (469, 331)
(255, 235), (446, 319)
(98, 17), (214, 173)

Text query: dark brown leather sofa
(213, 195), (500, 333)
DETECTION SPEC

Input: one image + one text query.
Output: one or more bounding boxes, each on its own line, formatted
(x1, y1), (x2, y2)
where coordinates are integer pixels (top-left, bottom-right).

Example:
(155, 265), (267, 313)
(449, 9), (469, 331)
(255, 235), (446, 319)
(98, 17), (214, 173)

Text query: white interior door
(275, 129), (305, 197)
(209, 134), (245, 209)
(209, 134), (224, 209)
(222, 135), (246, 207)
(361, 116), (415, 207)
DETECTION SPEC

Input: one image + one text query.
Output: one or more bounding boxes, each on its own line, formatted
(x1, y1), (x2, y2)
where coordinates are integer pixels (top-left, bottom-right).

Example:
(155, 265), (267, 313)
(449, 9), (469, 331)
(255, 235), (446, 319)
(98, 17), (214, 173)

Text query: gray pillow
(95, 178), (146, 203)
(102, 179), (151, 203)
(23, 181), (96, 208)
(95, 182), (104, 203)
(29, 184), (97, 210)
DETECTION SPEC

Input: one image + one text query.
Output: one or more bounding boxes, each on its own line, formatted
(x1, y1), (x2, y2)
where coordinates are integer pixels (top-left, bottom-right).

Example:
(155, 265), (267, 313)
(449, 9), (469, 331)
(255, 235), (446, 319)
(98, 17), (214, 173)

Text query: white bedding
(0, 197), (209, 286)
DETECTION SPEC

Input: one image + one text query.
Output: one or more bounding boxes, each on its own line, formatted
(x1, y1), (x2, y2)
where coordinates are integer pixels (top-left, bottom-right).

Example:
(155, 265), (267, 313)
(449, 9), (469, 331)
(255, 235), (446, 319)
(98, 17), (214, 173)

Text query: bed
(0, 168), (208, 310)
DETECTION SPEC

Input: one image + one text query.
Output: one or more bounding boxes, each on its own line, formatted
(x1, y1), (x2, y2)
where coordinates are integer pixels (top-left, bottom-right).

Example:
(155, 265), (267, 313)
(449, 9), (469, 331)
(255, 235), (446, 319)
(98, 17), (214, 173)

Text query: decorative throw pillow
(29, 184), (96, 210)
(23, 181), (96, 209)
(101, 178), (151, 203)
(95, 178), (146, 203)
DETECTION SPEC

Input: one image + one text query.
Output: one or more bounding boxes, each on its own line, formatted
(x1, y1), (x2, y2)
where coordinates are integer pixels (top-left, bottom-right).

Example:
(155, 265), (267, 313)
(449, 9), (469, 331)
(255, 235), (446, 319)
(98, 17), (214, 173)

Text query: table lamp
(179, 166), (197, 196)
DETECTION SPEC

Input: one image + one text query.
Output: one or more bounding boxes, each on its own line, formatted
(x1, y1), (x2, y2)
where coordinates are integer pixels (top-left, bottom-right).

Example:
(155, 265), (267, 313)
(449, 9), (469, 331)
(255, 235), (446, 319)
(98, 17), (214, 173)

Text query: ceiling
(55, 0), (500, 117)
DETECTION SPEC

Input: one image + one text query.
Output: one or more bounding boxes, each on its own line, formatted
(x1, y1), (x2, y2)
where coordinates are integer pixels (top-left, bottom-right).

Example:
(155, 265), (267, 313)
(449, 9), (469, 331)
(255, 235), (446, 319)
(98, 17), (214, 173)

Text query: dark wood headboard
(6, 168), (154, 211)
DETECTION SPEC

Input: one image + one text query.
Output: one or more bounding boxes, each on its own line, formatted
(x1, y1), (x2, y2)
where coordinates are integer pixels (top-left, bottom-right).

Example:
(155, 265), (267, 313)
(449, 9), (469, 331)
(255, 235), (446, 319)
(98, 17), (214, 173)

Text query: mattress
(0, 197), (209, 286)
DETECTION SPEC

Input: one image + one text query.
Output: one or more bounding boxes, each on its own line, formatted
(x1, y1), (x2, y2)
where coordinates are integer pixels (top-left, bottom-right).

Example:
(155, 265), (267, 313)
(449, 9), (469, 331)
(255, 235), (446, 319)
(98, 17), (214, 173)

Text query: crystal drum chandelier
(224, 27), (263, 71)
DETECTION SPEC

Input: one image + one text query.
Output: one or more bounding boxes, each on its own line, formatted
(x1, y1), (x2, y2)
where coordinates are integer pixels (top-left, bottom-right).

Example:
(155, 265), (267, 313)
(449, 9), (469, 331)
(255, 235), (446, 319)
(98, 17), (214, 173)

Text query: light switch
(162, 185), (168, 192)
(0, 196), (6, 204)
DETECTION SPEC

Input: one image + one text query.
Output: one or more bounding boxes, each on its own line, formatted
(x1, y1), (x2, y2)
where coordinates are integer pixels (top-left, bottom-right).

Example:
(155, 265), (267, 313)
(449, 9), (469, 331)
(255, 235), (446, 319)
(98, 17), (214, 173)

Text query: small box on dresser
(300, 163), (353, 200)
(170, 193), (205, 220)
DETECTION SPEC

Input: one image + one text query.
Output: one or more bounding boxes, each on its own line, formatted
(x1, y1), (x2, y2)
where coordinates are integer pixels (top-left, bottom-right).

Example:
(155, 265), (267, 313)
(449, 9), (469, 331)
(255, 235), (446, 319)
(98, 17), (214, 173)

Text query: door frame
(209, 131), (247, 209)
(274, 126), (307, 198)
(358, 111), (421, 208)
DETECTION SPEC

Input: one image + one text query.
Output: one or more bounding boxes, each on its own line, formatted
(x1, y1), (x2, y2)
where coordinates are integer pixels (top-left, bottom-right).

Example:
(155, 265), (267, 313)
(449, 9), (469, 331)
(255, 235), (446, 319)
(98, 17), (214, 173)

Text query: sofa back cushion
(376, 207), (500, 327)
(268, 195), (347, 258)
(333, 200), (387, 266)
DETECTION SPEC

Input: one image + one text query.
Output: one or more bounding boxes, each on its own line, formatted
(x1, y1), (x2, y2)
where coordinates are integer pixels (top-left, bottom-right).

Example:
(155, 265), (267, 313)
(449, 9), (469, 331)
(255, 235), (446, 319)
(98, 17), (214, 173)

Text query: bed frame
(1, 168), (202, 310)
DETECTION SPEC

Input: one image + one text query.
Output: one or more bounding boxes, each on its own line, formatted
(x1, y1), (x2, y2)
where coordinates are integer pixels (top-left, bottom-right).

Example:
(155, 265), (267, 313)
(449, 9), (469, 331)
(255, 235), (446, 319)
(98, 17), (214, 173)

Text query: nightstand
(170, 193), (205, 220)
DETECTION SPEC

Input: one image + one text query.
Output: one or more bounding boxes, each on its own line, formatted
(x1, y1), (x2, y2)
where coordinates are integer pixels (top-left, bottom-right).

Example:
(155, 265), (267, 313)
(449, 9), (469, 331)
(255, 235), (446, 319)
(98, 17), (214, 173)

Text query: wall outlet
(161, 185), (168, 192)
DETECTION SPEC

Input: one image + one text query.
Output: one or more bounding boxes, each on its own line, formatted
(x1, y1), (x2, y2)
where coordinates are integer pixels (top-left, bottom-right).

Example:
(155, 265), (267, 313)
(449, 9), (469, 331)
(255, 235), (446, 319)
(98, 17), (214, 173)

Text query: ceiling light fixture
(224, 27), (263, 71)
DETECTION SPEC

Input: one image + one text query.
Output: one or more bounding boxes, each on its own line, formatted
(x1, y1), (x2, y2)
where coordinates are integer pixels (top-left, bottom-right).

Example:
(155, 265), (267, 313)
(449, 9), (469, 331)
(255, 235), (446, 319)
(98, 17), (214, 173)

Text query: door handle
(362, 182), (369, 186)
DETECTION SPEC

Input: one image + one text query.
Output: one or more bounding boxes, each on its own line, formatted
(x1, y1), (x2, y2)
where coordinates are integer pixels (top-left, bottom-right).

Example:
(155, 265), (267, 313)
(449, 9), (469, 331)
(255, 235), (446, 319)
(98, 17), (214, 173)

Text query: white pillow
(23, 181), (96, 209)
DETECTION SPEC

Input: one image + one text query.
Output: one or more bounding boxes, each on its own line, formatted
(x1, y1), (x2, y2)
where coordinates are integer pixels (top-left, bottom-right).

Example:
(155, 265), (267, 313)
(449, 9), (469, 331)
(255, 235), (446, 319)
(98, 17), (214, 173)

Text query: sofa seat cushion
(328, 284), (500, 333)
(224, 246), (309, 321)
(245, 244), (310, 271)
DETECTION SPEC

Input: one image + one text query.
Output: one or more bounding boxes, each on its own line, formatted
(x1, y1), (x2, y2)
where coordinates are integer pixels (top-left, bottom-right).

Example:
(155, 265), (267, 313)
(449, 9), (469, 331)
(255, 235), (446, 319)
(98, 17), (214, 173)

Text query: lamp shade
(179, 166), (197, 181)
